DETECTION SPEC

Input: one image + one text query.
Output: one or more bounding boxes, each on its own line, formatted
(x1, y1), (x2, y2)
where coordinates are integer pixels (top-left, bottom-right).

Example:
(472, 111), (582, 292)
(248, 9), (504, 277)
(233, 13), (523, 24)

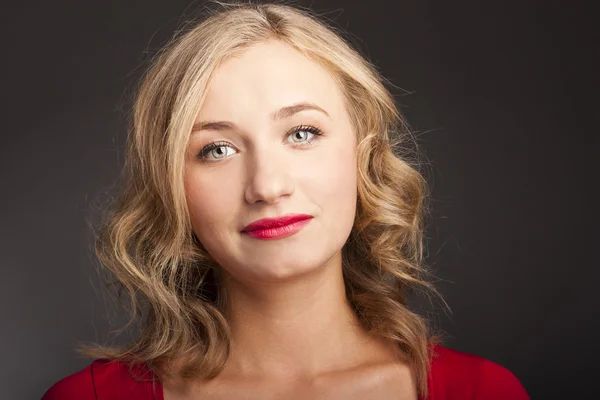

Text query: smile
(242, 214), (313, 240)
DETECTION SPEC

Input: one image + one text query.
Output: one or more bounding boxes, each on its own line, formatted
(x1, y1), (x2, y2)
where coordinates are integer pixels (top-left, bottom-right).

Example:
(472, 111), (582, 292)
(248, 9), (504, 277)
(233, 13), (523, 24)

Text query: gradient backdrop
(1, 1), (596, 399)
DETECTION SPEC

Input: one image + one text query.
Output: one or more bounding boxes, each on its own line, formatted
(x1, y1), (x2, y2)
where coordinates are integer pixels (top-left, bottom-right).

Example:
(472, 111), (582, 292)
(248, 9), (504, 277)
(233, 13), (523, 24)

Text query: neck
(219, 251), (397, 380)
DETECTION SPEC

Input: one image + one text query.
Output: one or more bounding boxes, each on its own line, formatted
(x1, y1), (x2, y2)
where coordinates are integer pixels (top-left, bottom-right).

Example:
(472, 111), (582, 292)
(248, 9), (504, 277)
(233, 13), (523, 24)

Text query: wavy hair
(80, 1), (446, 397)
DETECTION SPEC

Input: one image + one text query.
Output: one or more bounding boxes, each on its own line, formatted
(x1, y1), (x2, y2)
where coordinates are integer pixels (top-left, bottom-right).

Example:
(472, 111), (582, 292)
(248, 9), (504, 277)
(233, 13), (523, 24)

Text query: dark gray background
(1, 1), (596, 399)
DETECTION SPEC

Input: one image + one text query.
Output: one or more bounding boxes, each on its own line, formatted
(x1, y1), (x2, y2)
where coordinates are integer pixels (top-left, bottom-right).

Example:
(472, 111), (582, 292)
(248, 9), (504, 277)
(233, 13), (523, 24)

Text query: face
(184, 40), (357, 284)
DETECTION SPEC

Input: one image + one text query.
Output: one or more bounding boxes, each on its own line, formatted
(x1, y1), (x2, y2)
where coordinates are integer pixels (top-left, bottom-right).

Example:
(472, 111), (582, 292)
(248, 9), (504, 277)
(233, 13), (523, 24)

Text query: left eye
(196, 124), (324, 162)
(287, 124), (323, 144)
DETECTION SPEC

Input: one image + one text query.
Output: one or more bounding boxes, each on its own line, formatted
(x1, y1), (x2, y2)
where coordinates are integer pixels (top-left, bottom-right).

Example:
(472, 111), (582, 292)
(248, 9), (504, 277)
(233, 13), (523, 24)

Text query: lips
(242, 214), (313, 232)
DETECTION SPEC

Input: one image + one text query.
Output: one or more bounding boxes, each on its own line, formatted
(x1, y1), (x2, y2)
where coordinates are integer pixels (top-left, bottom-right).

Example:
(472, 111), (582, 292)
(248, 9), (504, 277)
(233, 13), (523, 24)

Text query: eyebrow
(191, 102), (330, 132)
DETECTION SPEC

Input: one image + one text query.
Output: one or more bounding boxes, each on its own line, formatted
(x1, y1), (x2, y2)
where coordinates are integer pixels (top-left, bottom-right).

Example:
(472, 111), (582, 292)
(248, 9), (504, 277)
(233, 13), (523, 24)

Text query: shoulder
(42, 359), (163, 400)
(427, 344), (530, 400)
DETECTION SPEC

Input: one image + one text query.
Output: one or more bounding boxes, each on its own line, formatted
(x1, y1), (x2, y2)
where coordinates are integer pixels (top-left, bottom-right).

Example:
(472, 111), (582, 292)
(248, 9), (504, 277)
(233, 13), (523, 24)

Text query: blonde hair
(81, 1), (446, 397)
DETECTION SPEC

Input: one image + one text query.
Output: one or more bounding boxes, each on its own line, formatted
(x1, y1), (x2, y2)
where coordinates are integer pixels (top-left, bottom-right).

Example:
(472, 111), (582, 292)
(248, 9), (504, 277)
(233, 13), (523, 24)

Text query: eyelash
(196, 124), (324, 162)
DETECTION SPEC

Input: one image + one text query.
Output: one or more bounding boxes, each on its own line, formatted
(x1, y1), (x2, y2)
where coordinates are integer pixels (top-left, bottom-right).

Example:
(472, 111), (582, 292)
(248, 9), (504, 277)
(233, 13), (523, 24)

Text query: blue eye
(197, 141), (236, 161)
(196, 124), (324, 162)
(287, 125), (323, 145)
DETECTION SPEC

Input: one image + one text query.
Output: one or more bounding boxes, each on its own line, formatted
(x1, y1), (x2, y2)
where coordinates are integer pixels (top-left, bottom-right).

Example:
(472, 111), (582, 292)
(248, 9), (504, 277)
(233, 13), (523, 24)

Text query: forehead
(198, 40), (346, 121)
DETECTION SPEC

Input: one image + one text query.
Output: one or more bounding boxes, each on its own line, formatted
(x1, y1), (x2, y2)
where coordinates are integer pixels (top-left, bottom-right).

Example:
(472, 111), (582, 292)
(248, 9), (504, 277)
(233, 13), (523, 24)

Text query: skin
(169, 40), (418, 400)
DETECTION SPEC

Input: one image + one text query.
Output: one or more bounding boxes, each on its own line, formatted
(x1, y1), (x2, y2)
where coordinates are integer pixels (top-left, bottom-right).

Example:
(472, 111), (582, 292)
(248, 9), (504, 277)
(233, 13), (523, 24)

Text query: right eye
(196, 141), (237, 162)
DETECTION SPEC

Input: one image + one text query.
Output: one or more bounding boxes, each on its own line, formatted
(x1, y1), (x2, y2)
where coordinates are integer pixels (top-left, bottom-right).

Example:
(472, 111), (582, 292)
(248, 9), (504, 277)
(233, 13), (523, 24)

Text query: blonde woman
(43, 2), (529, 399)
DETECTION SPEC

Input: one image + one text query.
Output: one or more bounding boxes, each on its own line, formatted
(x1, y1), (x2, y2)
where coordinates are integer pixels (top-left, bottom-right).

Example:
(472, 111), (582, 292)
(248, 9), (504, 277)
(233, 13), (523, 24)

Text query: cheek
(306, 138), (357, 228)
(184, 170), (239, 236)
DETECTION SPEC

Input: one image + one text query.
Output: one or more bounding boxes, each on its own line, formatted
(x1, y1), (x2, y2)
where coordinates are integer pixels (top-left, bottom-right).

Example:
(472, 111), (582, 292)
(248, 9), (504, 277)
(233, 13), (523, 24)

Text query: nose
(244, 146), (295, 205)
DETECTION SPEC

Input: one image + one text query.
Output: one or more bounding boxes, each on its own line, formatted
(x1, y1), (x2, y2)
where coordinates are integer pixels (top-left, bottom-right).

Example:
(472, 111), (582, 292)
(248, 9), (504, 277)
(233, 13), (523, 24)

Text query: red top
(42, 345), (530, 399)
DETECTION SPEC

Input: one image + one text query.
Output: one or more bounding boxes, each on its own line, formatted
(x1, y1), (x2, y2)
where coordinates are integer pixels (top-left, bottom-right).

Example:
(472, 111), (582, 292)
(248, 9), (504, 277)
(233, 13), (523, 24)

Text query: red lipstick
(242, 214), (313, 239)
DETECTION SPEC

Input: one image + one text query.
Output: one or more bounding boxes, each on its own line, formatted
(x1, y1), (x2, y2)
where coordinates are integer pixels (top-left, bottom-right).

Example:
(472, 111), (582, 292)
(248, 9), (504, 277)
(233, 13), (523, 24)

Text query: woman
(43, 2), (529, 399)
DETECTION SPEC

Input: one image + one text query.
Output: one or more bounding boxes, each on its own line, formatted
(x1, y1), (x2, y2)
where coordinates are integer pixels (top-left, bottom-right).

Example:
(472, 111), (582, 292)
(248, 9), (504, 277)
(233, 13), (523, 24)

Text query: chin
(245, 260), (322, 283)
(232, 250), (334, 284)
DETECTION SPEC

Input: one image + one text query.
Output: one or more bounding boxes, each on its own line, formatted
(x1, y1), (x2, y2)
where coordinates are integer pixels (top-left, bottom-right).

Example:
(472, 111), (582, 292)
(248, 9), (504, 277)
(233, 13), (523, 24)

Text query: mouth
(241, 214), (313, 240)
